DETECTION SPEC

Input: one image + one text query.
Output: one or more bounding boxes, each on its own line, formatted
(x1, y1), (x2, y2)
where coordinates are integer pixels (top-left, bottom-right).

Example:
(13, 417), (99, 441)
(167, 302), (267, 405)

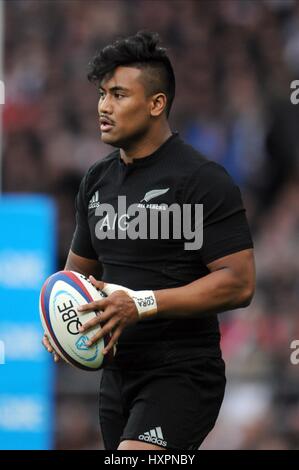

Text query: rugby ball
(39, 270), (113, 371)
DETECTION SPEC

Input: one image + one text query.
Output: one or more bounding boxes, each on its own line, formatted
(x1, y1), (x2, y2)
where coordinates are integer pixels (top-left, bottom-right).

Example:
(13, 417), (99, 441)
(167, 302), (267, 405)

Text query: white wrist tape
(102, 283), (157, 319)
(101, 282), (135, 297)
(131, 290), (158, 318)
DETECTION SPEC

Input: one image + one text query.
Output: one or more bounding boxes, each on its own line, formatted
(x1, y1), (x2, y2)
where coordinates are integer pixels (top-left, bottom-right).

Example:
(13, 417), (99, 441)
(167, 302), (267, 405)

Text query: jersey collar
(119, 132), (179, 168)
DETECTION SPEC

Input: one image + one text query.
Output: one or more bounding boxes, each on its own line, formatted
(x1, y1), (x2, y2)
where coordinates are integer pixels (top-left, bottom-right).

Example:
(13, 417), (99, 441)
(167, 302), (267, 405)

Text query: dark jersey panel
(71, 133), (253, 359)
(72, 171), (99, 260)
(182, 161), (253, 264)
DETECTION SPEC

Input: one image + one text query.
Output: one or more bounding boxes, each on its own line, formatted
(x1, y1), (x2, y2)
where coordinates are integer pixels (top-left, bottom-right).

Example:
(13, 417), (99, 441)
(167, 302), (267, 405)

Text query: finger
(93, 305), (115, 324)
(77, 297), (109, 313)
(102, 328), (121, 356)
(54, 353), (60, 362)
(79, 306), (114, 333)
(42, 333), (50, 345)
(79, 314), (102, 333)
(42, 335), (54, 353)
(86, 317), (120, 347)
(89, 275), (105, 290)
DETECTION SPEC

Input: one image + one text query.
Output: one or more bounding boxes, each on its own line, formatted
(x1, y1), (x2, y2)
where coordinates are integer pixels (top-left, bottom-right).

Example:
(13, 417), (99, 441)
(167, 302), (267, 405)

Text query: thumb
(89, 275), (105, 290)
(100, 282), (135, 297)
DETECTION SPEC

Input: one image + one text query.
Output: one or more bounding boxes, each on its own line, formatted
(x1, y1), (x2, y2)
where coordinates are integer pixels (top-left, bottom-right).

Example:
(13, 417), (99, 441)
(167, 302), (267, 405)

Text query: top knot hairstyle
(88, 31), (176, 117)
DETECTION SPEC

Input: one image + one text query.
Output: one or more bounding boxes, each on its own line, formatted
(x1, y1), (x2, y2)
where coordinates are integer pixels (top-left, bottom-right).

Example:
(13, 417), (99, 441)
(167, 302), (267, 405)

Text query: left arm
(78, 248), (255, 354)
(154, 248), (255, 318)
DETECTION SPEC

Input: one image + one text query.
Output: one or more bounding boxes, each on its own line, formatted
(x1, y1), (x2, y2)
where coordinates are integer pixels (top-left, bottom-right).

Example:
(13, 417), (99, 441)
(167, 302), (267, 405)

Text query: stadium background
(1, 0), (299, 450)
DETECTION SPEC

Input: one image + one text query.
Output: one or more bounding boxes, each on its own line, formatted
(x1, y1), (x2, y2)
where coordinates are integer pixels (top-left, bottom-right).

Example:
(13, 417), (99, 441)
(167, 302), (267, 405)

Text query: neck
(120, 122), (172, 164)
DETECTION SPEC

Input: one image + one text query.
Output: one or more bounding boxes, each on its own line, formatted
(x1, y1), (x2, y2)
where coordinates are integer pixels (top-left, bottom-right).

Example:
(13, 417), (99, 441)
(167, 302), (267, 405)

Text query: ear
(150, 93), (167, 117)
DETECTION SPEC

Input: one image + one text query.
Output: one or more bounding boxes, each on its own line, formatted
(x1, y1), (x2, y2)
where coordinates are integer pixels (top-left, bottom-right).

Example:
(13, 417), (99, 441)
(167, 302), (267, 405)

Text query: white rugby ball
(39, 270), (113, 371)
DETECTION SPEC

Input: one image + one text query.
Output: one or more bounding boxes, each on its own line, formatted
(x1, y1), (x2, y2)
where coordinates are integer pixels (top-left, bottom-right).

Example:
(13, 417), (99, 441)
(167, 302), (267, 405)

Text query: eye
(114, 92), (125, 99)
(98, 90), (105, 99)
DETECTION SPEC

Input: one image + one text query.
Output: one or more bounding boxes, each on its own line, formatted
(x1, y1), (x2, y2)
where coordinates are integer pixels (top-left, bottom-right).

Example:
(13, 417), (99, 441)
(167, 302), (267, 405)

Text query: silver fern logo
(140, 188), (169, 203)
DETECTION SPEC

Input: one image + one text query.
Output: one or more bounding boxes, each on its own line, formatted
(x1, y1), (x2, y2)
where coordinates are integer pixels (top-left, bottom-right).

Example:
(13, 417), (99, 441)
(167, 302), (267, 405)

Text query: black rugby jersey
(71, 133), (253, 365)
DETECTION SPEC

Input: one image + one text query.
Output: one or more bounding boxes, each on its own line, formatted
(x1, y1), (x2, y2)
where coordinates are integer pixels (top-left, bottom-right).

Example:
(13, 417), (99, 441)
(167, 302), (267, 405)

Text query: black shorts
(99, 355), (226, 450)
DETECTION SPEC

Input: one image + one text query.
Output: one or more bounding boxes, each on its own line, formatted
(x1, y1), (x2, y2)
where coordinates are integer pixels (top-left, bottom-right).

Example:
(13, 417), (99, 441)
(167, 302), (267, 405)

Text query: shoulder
(76, 149), (119, 202)
(78, 149), (119, 194)
(177, 144), (240, 206)
(172, 137), (219, 174)
(85, 149), (119, 182)
(194, 160), (235, 184)
(184, 161), (239, 200)
(176, 137), (234, 184)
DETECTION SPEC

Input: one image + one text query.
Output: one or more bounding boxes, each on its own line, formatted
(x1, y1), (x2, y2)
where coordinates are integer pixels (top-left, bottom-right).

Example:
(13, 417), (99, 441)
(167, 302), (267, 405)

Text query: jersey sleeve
(70, 172), (98, 260)
(183, 161), (254, 265)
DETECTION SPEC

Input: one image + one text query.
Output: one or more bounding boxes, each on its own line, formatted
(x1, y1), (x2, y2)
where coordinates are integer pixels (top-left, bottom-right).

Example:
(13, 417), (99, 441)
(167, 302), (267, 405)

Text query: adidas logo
(138, 426), (167, 447)
(88, 191), (100, 209)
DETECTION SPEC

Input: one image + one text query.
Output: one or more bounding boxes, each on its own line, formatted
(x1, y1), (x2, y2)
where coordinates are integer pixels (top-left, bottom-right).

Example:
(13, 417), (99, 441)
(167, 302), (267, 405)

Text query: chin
(101, 127), (147, 149)
(100, 132), (118, 145)
(101, 132), (128, 149)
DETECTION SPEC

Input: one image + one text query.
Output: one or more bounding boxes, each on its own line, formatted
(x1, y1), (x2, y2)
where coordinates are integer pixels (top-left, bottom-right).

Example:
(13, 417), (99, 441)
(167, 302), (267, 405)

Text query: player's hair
(88, 31), (175, 117)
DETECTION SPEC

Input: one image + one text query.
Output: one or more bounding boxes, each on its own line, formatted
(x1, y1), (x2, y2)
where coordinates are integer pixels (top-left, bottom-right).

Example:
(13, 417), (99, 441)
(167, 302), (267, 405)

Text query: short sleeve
(70, 172), (98, 260)
(183, 162), (253, 265)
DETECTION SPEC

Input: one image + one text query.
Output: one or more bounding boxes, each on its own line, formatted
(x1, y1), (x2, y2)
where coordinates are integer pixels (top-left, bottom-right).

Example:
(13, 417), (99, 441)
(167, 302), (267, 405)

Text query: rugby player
(43, 31), (255, 450)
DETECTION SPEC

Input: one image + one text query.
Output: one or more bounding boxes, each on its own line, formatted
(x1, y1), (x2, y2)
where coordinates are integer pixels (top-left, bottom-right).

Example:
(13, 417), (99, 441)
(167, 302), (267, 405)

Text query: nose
(98, 94), (113, 115)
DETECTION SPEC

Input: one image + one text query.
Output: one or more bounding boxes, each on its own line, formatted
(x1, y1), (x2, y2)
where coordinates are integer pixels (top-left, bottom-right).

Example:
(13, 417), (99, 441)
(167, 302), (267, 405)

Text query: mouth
(99, 117), (115, 133)
(100, 123), (114, 132)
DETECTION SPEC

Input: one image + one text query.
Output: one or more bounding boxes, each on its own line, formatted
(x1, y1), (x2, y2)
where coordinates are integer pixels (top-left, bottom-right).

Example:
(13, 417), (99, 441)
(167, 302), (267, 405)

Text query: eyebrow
(99, 85), (130, 93)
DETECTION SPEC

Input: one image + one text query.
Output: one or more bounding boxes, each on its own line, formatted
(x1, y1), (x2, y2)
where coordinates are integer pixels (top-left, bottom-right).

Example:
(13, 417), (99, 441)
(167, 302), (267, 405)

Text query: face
(98, 66), (154, 148)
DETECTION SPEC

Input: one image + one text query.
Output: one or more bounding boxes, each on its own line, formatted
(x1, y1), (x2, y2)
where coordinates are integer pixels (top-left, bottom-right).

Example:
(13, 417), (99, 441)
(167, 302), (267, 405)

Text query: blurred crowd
(3, 0), (299, 449)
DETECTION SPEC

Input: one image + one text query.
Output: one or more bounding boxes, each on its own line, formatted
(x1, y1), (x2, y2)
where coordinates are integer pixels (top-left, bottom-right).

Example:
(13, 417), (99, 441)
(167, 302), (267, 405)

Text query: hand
(77, 276), (139, 356)
(42, 333), (61, 363)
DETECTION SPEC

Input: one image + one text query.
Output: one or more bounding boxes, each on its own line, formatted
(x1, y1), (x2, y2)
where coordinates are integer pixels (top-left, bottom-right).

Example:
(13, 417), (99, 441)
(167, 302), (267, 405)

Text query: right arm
(64, 249), (103, 279)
